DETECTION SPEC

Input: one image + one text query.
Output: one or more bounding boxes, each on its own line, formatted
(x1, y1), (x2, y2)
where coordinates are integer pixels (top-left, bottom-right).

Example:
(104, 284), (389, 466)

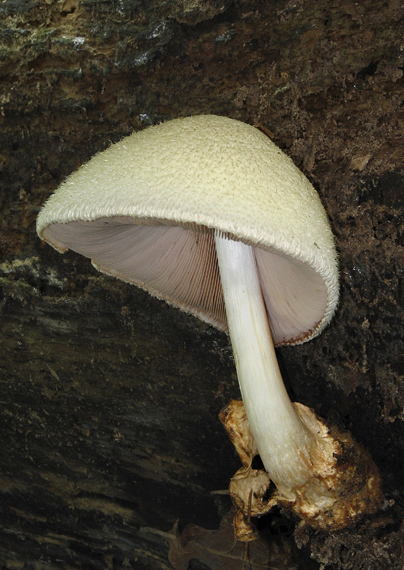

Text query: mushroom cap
(37, 115), (339, 345)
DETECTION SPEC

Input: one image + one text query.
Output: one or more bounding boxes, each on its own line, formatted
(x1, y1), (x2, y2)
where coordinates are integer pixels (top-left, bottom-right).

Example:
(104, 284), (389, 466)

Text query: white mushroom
(37, 115), (382, 530)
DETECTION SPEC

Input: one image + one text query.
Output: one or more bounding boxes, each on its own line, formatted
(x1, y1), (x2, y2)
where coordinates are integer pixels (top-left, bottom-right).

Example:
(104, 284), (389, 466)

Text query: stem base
(220, 399), (383, 533)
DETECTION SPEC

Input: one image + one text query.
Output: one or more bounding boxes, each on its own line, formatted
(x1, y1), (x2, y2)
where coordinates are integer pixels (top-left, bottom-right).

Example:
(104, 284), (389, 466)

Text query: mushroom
(36, 115), (382, 531)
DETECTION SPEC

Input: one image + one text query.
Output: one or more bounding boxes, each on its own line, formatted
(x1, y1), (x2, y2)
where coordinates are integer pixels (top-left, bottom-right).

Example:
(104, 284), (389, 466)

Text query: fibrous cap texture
(37, 115), (339, 345)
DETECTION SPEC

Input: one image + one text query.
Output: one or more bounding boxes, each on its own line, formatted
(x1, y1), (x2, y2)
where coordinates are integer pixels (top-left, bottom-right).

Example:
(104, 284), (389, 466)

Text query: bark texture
(1, 0), (403, 568)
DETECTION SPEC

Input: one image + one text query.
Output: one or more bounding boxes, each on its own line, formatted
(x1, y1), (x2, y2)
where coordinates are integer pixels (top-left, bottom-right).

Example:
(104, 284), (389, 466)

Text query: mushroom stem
(214, 232), (317, 496)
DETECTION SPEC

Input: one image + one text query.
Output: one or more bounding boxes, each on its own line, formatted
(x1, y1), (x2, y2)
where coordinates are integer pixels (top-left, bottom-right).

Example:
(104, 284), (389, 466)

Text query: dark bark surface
(0, 0), (403, 568)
